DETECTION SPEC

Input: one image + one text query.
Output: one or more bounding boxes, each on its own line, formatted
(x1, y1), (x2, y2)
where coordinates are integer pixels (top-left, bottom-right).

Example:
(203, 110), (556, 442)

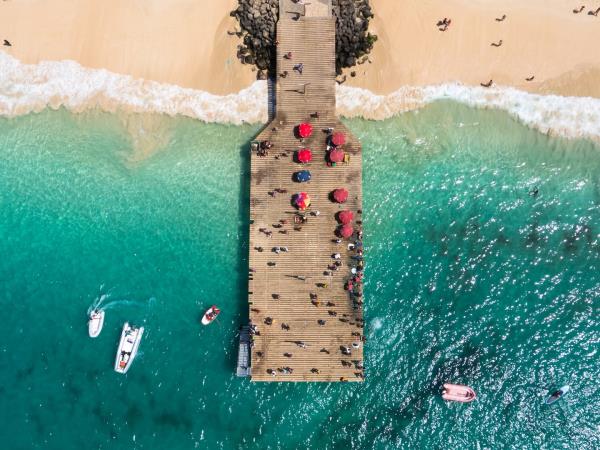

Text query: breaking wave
(1, 52), (600, 140)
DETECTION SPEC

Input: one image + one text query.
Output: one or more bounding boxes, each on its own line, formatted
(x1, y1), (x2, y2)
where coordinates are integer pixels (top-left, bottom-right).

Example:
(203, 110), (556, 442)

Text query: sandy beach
(0, 0), (255, 95)
(1, 0), (599, 98)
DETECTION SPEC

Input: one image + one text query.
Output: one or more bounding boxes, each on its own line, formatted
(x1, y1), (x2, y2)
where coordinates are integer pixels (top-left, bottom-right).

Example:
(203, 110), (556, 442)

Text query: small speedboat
(201, 305), (221, 325)
(114, 322), (144, 374)
(546, 385), (570, 405)
(442, 383), (477, 403)
(88, 309), (105, 338)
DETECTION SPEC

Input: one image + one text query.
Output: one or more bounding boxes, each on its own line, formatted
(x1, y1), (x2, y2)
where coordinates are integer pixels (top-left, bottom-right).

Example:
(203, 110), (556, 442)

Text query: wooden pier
(247, 0), (364, 382)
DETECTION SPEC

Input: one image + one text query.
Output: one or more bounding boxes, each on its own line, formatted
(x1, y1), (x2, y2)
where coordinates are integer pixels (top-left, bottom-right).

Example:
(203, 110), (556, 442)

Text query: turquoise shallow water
(0, 104), (599, 449)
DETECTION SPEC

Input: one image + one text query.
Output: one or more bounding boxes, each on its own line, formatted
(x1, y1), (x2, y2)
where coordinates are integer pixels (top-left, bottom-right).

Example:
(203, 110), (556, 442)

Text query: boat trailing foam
(1, 52), (600, 140)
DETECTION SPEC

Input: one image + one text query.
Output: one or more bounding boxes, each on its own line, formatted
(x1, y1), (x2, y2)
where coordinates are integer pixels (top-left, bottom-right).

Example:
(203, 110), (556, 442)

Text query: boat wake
(87, 291), (154, 315)
(1, 52), (600, 140)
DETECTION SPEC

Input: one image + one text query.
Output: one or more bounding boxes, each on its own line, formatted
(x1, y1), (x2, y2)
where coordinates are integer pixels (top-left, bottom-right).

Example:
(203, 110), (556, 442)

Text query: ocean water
(0, 103), (598, 449)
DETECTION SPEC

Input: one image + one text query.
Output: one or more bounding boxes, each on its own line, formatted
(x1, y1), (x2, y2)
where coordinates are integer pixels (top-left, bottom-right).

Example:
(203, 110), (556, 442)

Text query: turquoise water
(0, 104), (598, 449)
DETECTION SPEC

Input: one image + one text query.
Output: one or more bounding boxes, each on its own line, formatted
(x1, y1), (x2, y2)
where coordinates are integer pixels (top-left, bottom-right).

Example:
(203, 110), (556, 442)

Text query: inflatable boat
(442, 383), (477, 403)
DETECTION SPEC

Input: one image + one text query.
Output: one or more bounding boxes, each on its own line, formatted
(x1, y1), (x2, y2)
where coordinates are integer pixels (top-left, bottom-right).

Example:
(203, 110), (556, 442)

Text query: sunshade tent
(331, 132), (346, 146)
(294, 170), (312, 182)
(298, 123), (313, 138)
(339, 224), (354, 238)
(333, 188), (349, 203)
(337, 210), (354, 224)
(294, 192), (311, 210)
(296, 148), (312, 163)
(329, 149), (344, 163)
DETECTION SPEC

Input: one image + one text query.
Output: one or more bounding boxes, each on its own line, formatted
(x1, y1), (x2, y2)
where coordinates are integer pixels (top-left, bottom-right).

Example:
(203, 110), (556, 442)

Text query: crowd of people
(248, 117), (365, 380)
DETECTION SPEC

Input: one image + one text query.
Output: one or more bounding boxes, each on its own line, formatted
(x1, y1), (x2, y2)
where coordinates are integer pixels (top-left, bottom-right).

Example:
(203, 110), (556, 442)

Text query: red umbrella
(298, 123), (313, 139)
(337, 210), (354, 224)
(296, 148), (312, 163)
(294, 192), (311, 210)
(329, 149), (344, 163)
(331, 132), (346, 146)
(333, 188), (349, 203)
(339, 224), (354, 238)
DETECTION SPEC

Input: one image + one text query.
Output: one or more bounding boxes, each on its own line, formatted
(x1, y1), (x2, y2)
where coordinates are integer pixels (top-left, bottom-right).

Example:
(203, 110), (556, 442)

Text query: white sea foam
(337, 84), (600, 141)
(0, 52), (268, 124)
(1, 52), (600, 140)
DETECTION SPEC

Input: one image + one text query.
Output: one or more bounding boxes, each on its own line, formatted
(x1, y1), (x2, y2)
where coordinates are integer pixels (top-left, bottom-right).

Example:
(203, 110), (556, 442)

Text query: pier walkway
(247, 0), (364, 382)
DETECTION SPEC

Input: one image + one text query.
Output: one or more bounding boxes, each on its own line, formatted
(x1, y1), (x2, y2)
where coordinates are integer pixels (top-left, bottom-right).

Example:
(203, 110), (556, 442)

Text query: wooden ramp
(247, 0), (364, 382)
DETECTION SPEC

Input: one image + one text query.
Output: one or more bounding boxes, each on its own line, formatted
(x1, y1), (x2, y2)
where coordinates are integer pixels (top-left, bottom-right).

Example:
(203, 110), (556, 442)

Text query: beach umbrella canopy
(329, 149), (344, 163)
(298, 123), (313, 138)
(297, 148), (312, 163)
(339, 224), (354, 238)
(337, 210), (354, 224)
(331, 132), (346, 146)
(333, 188), (349, 203)
(294, 170), (312, 182)
(294, 192), (311, 210)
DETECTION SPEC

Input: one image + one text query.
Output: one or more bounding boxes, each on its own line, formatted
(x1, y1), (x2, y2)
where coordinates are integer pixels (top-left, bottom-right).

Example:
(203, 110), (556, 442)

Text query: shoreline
(1, 54), (600, 141)
(1, 1), (600, 99)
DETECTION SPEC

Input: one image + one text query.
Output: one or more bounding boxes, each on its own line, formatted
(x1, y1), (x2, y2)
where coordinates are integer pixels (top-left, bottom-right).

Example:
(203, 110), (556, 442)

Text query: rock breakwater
(230, 0), (377, 79)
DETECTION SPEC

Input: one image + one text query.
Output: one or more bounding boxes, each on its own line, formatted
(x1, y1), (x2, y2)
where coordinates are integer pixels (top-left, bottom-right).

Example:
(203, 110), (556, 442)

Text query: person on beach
(293, 63), (304, 74)
(437, 18), (451, 31)
(284, 52), (292, 59)
(3, 39), (11, 47)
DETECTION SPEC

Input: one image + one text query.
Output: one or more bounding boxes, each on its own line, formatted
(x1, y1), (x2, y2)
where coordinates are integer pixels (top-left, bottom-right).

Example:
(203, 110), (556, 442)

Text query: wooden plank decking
(247, 0), (364, 382)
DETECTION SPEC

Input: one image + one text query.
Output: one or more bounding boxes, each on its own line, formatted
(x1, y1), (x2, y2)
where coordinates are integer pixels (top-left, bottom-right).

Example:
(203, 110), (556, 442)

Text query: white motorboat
(88, 309), (105, 338)
(201, 305), (221, 325)
(114, 322), (144, 374)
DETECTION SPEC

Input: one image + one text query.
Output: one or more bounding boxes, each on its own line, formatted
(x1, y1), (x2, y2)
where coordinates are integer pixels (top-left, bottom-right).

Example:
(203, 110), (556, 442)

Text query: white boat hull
(442, 383), (477, 403)
(114, 322), (144, 374)
(201, 306), (220, 325)
(88, 310), (105, 338)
